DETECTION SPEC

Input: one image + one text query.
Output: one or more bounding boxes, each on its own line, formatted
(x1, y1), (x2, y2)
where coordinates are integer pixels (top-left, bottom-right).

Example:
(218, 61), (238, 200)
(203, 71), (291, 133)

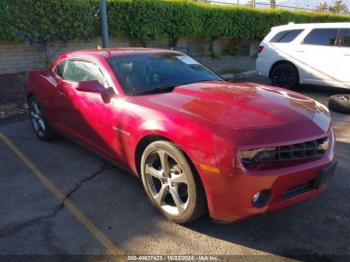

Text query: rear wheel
(28, 96), (56, 141)
(140, 141), (206, 224)
(270, 63), (299, 90)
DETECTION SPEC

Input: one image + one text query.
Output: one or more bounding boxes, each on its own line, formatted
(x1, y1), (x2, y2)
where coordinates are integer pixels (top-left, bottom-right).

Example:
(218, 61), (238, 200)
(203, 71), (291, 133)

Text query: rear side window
(303, 29), (339, 46)
(270, 29), (303, 43)
(54, 60), (67, 78)
(64, 60), (106, 85)
(340, 29), (350, 47)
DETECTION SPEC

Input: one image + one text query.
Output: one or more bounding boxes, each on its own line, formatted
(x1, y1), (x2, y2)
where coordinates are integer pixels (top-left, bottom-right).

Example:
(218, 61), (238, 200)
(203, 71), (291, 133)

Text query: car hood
(139, 81), (330, 133)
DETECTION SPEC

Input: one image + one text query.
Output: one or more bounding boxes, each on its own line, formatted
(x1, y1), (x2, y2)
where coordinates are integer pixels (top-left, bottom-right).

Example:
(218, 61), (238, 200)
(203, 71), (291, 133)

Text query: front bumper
(203, 157), (336, 223)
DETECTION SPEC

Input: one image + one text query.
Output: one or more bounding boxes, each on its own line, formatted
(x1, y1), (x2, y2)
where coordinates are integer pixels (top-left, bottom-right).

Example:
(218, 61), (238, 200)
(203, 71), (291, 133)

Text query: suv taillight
(257, 46), (264, 54)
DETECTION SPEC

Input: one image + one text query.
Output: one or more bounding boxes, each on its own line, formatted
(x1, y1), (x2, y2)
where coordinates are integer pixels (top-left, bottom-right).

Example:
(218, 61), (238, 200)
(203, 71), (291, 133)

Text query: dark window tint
(64, 60), (106, 85)
(109, 53), (221, 95)
(270, 29), (303, 43)
(54, 60), (66, 77)
(303, 29), (339, 46)
(340, 29), (350, 47)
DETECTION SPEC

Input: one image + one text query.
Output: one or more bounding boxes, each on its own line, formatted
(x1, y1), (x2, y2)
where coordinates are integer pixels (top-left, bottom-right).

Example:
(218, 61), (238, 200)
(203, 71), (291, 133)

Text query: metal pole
(99, 0), (109, 48)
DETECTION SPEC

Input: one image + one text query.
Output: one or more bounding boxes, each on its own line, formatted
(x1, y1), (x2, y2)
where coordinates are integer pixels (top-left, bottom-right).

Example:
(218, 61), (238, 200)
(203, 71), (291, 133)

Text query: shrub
(1, 0), (350, 44)
(2, 0), (98, 42)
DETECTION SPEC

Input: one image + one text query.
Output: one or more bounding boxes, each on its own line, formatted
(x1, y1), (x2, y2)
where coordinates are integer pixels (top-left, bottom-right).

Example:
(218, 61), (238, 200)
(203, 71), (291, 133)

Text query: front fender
(129, 118), (218, 213)
(135, 118), (217, 171)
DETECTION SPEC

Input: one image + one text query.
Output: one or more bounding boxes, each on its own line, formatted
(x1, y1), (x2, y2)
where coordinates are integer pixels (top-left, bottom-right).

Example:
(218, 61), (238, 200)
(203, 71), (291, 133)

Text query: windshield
(108, 52), (222, 95)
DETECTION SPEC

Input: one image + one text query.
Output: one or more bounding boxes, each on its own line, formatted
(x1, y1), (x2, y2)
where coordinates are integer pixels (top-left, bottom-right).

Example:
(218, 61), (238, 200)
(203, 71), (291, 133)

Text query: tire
(328, 94), (350, 114)
(28, 96), (56, 141)
(140, 141), (206, 224)
(270, 63), (299, 90)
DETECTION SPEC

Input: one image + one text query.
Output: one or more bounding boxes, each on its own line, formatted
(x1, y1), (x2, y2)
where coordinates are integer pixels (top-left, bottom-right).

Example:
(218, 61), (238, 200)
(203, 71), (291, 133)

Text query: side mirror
(77, 80), (106, 94)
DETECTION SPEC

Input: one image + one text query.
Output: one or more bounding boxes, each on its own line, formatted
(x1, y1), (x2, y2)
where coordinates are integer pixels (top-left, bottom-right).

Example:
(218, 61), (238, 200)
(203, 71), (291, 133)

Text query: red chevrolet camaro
(26, 48), (336, 224)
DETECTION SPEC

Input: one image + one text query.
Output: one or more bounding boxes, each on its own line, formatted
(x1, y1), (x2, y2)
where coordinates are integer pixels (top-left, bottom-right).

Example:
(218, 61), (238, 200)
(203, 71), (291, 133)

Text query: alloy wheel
(144, 149), (189, 216)
(29, 99), (46, 137)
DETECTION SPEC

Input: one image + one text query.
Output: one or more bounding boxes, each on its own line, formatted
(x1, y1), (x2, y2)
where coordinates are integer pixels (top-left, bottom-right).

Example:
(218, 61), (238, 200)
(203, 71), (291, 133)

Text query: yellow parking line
(0, 132), (123, 256)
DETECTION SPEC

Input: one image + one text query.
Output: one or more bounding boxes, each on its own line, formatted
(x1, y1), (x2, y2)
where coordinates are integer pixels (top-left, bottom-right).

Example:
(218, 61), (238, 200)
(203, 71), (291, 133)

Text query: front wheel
(28, 96), (56, 141)
(140, 141), (206, 224)
(270, 63), (299, 90)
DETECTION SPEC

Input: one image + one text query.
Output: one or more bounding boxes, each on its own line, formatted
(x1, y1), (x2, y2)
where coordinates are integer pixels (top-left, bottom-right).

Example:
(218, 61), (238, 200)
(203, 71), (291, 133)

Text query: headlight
(239, 147), (277, 165)
(314, 100), (329, 113)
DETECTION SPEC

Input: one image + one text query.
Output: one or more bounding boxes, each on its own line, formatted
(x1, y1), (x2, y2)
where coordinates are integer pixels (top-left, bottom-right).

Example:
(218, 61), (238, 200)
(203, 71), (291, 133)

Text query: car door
(58, 59), (122, 161)
(295, 28), (339, 85)
(42, 59), (68, 129)
(334, 28), (350, 88)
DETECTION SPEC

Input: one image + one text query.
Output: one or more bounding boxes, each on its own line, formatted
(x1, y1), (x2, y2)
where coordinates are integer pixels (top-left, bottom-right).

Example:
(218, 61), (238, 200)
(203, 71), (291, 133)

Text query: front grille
(281, 180), (316, 200)
(276, 137), (328, 161)
(242, 136), (328, 166)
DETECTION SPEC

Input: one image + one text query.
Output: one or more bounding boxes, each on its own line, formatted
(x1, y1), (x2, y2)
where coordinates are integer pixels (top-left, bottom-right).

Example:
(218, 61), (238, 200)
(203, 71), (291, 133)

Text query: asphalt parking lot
(0, 76), (350, 259)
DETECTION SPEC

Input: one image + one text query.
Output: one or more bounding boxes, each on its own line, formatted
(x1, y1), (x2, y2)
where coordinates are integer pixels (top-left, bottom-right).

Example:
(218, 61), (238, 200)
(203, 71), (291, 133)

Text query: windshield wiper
(132, 85), (176, 96)
(181, 79), (225, 86)
(131, 79), (223, 95)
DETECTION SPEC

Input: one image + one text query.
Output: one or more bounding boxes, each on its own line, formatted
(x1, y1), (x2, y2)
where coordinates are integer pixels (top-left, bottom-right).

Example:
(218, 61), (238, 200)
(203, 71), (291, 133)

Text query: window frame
(339, 28), (350, 48)
(302, 28), (341, 47)
(53, 59), (68, 79)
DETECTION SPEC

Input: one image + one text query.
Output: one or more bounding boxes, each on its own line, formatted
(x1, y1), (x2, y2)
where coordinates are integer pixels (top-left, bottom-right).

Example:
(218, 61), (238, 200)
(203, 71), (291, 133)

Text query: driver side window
(64, 60), (107, 86)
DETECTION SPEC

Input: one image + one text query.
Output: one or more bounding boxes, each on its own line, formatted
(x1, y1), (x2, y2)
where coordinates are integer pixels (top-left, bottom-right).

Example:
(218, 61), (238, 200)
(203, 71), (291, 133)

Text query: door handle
(296, 50), (304, 53)
(57, 90), (64, 96)
(343, 54), (350, 56)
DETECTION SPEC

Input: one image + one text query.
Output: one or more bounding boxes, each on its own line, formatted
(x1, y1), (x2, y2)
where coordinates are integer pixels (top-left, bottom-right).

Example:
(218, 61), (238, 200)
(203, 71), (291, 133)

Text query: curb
(222, 70), (258, 81)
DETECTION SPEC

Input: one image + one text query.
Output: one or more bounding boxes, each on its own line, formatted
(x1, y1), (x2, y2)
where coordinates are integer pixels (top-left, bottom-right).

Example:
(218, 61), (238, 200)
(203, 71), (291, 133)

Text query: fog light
(252, 190), (272, 208)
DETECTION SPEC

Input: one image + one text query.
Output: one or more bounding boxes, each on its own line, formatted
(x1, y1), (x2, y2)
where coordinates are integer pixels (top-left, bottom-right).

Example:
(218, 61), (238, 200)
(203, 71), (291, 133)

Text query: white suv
(256, 23), (350, 89)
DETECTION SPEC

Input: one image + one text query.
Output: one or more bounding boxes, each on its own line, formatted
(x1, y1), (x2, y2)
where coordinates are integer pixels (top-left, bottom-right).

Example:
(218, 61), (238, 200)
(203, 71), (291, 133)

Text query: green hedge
(1, 0), (98, 42)
(1, 0), (350, 44)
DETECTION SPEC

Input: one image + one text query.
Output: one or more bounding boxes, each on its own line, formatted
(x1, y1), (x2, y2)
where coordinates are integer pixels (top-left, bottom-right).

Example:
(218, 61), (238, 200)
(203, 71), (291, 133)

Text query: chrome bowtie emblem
(318, 139), (329, 152)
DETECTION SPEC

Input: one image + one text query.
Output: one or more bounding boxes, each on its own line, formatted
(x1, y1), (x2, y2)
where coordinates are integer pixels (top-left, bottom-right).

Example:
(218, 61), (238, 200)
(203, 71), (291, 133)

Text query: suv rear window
(270, 29), (303, 43)
(303, 29), (339, 46)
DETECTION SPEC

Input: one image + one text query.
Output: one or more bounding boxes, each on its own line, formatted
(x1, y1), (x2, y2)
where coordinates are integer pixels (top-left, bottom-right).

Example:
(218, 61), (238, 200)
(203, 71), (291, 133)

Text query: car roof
(271, 22), (350, 31)
(65, 48), (183, 59)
